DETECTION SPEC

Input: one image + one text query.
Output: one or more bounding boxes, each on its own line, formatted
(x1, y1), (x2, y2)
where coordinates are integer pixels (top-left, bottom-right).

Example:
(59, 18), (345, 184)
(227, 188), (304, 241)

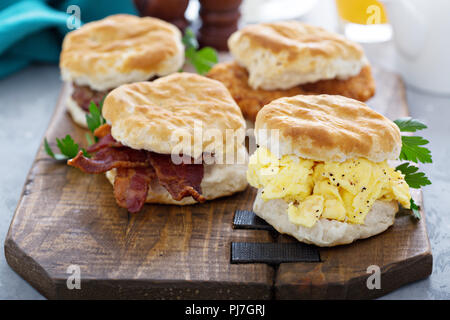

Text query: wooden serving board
(5, 67), (431, 299)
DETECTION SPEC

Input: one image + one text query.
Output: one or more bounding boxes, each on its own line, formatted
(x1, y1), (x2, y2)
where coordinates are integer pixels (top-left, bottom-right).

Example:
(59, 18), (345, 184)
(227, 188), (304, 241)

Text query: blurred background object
(382, 0), (450, 95)
(133, 0), (189, 30)
(335, 0), (392, 43)
(240, 0), (317, 24)
(198, 0), (242, 51)
(135, 0), (243, 51)
(0, 0), (137, 80)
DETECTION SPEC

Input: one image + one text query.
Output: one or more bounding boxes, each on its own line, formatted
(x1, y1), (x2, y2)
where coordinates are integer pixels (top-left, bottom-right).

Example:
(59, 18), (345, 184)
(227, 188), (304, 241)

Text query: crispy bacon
(68, 148), (148, 173)
(148, 152), (206, 203)
(87, 134), (123, 153)
(68, 124), (206, 212)
(114, 167), (155, 213)
(87, 124), (123, 153)
(94, 124), (112, 139)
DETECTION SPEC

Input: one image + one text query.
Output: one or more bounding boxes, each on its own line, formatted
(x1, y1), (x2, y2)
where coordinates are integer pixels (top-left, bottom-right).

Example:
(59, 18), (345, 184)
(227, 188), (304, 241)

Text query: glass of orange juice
(335, 0), (392, 42)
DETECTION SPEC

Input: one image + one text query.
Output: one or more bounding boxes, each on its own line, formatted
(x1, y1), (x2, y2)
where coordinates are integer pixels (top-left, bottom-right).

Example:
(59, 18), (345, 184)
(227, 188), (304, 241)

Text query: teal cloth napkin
(0, 0), (137, 79)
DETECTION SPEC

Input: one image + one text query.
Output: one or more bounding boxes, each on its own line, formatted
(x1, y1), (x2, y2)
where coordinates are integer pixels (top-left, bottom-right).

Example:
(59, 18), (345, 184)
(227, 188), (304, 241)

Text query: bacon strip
(114, 167), (155, 213)
(87, 134), (123, 153)
(68, 148), (148, 174)
(148, 152), (206, 203)
(68, 125), (206, 212)
(94, 124), (112, 139)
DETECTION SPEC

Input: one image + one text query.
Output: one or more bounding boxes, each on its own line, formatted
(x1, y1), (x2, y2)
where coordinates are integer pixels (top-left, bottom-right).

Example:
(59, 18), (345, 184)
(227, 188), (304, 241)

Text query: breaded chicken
(207, 61), (375, 122)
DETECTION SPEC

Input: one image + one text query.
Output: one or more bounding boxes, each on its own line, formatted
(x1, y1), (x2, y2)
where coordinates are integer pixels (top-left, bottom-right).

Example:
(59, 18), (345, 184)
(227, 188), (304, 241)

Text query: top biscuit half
(60, 14), (184, 91)
(228, 21), (367, 90)
(102, 73), (246, 160)
(255, 95), (401, 163)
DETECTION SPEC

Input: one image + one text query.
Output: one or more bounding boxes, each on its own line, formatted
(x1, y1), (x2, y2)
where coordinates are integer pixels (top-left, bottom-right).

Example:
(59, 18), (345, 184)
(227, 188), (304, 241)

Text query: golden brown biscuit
(228, 21), (367, 90)
(102, 73), (246, 159)
(255, 95), (401, 162)
(207, 61), (375, 122)
(60, 14), (184, 91)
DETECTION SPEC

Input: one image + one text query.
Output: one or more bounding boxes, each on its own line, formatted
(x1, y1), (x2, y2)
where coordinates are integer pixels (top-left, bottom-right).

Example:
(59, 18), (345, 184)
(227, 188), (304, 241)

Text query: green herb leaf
(44, 137), (71, 160)
(182, 28), (198, 50)
(395, 162), (431, 188)
(187, 46), (218, 75)
(86, 101), (106, 136)
(44, 138), (56, 158)
(56, 135), (81, 159)
(399, 136), (432, 163)
(394, 117), (427, 132)
(85, 132), (94, 146)
(182, 28), (218, 75)
(410, 198), (421, 220)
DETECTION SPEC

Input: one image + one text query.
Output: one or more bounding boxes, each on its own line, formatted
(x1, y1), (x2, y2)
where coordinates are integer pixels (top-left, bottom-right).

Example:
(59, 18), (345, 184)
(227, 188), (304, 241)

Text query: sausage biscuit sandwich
(67, 73), (248, 213)
(208, 21), (375, 123)
(60, 14), (184, 127)
(247, 95), (411, 246)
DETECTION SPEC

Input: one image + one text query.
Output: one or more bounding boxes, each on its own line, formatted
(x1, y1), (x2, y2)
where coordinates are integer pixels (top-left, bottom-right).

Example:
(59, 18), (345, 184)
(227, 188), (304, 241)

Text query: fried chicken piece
(207, 61), (375, 122)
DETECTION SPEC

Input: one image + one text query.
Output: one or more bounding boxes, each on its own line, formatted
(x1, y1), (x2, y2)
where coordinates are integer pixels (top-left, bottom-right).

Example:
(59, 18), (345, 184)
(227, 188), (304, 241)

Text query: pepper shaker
(198, 0), (243, 51)
(133, 0), (190, 31)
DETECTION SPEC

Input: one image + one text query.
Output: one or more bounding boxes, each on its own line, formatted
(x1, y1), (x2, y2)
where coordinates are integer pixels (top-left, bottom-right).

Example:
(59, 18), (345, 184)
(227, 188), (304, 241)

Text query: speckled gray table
(1, 3), (450, 300)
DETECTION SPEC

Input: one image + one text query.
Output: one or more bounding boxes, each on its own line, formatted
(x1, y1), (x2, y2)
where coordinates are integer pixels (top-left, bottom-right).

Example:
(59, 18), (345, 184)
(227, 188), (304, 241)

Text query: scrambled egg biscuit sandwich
(67, 73), (248, 213)
(208, 21), (375, 122)
(247, 95), (411, 246)
(60, 14), (184, 128)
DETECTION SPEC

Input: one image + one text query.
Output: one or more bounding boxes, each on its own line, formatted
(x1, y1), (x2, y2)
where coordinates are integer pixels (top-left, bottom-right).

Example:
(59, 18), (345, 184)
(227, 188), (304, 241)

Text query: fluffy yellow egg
(247, 147), (411, 228)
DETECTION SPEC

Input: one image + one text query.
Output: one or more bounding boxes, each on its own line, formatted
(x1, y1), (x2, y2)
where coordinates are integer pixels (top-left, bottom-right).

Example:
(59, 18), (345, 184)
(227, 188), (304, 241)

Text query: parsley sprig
(45, 101), (106, 160)
(45, 135), (89, 160)
(86, 100), (106, 137)
(182, 28), (218, 75)
(395, 162), (431, 189)
(394, 117), (432, 220)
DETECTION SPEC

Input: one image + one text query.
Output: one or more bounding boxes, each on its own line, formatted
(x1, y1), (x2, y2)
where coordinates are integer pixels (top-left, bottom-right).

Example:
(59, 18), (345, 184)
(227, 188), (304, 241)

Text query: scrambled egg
(247, 147), (411, 228)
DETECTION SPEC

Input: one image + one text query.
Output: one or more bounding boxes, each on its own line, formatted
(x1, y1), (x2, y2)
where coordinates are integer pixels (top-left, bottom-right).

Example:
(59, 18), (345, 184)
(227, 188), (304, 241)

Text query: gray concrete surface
(0, 64), (61, 299)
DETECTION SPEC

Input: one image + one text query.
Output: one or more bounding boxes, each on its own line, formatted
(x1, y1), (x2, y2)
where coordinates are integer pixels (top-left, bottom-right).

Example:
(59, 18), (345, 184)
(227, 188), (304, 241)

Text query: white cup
(382, 0), (450, 95)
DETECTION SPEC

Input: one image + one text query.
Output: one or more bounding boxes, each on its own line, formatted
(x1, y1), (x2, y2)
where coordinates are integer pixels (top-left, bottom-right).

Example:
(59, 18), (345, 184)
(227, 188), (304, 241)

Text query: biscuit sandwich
(247, 95), (411, 246)
(67, 73), (248, 213)
(60, 14), (184, 128)
(207, 21), (375, 123)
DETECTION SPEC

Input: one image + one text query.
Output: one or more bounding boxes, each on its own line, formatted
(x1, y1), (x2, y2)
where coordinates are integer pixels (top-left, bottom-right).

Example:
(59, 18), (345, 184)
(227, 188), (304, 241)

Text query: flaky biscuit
(228, 21), (367, 90)
(102, 73), (246, 159)
(66, 96), (88, 128)
(106, 146), (249, 205)
(207, 61), (375, 122)
(253, 189), (397, 247)
(60, 14), (184, 91)
(255, 95), (401, 162)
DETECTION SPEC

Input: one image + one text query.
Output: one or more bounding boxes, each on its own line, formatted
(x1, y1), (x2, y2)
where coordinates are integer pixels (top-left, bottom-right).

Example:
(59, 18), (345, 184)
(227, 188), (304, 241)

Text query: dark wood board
(4, 67), (431, 299)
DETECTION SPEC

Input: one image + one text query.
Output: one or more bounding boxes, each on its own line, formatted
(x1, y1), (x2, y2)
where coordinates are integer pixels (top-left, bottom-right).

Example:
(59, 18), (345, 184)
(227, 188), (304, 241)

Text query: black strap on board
(233, 210), (275, 231)
(231, 210), (321, 264)
(231, 242), (320, 264)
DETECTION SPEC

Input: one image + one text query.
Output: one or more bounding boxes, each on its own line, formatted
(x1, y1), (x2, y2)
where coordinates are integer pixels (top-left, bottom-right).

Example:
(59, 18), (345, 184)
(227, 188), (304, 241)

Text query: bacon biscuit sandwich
(67, 73), (248, 212)
(60, 14), (184, 127)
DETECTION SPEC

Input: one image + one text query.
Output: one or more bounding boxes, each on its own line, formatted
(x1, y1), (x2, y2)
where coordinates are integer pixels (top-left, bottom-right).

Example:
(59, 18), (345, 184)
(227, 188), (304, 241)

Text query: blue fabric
(0, 0), (137, 79)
